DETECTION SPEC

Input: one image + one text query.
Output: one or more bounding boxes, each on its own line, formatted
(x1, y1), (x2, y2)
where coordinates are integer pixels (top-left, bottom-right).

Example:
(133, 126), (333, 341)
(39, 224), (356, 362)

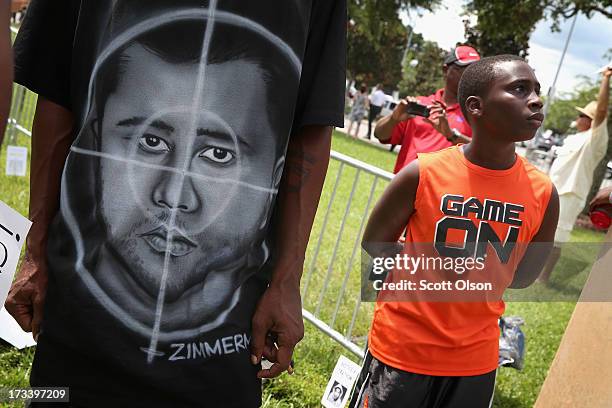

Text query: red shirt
(388, 89), (472, 174)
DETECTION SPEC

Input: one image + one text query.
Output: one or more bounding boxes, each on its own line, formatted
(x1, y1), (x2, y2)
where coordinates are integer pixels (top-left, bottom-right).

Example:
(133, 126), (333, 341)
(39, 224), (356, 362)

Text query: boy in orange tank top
(349, 55), (559, 408)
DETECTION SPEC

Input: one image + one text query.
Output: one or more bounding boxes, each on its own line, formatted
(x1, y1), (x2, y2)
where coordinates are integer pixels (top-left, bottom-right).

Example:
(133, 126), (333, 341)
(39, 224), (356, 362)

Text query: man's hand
(4, 98), (74, 341)
(391, 96), (417, 122)
(5, 254), (48, 340)
(590, 186), (612, 210)
(424, 101), (452, 140)
(248, 125), (330, 378)
(250, 277), (304, 378)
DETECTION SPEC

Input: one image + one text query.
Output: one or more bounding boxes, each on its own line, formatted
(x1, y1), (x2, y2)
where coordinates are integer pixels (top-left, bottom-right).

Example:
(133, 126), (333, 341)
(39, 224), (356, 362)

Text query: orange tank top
(368, 145), (553, 376)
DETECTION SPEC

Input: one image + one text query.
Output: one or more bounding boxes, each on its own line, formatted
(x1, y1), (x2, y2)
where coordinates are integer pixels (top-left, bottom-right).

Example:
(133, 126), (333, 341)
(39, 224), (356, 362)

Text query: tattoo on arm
(284, 145), (317, 193)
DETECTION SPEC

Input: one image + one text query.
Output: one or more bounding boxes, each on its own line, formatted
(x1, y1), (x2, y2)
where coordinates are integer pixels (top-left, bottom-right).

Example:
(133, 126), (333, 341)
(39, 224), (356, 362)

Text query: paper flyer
(321, 355), (361, 408)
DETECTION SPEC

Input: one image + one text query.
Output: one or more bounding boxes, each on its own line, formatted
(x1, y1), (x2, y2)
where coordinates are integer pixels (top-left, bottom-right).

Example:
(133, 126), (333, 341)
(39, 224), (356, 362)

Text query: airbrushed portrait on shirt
(58, 10), (300, 342)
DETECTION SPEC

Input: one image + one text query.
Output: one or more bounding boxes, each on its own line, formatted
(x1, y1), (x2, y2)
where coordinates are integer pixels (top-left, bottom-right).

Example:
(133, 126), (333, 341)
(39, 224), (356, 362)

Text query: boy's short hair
(458, 54), (526, 121)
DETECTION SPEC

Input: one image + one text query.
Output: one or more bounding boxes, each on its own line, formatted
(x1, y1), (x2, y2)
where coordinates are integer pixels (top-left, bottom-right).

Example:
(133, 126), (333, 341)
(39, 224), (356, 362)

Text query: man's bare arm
(510, 185), (559, 289)
(0, 0), (12, 145)
(592, 68), (611, 129)
(5, 98), (74, 338)
(26, 98), (74, 260)
(373, 97), (415, 143)
(374, 114), (399, 143)
(250, 125), (332, 378)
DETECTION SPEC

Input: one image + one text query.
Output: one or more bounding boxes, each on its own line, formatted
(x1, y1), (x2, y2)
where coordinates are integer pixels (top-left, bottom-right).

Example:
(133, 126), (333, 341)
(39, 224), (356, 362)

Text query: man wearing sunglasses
(374, 45), (480, 173)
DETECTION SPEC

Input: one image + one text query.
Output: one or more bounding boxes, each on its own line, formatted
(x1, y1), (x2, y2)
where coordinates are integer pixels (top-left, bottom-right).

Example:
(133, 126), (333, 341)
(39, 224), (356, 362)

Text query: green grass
(1, 118), (607, 407)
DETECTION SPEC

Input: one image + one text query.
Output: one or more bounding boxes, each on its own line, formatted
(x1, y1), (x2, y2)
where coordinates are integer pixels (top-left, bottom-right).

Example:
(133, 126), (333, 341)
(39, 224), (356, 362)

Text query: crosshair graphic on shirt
(58, 4), (302, 362)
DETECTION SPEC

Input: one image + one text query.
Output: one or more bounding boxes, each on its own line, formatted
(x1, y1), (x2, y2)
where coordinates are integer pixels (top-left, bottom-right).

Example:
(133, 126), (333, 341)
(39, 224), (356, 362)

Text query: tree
(398, 33), (446, 97)
(463, 0), (612, 57)
(347, 0), (408, 86)
(347, 0), (442, 87)
(464, 0), (546, 57)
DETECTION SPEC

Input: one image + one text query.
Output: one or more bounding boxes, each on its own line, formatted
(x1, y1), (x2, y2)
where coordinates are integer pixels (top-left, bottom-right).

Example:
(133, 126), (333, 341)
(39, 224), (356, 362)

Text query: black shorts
(348, 352), (497, 408)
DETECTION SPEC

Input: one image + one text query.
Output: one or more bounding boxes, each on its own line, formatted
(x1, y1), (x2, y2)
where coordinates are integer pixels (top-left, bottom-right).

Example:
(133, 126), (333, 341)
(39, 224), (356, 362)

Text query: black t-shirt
(14, 1), (346, 407)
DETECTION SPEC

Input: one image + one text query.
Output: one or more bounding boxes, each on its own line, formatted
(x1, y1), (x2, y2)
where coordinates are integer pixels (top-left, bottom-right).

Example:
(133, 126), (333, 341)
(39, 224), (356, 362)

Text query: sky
(400, 0), (612, 97)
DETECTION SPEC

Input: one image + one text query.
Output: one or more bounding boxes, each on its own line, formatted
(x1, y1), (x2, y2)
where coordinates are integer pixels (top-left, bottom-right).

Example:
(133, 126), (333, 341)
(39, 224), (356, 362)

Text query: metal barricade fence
(5, 27), (37, 143)
(301, 151), (393, 359)
(5, 84), (37, 143)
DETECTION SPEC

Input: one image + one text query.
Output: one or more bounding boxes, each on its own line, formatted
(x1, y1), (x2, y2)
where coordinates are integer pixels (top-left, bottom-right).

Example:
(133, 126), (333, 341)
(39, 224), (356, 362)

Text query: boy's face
(92, 44), (280, 331)
(479, 60), (543, 142)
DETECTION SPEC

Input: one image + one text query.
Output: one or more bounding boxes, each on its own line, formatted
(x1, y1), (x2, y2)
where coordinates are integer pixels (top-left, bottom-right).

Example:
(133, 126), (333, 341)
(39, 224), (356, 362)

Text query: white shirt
(549, 120), (609, 199)
(369, 89), (386, 107)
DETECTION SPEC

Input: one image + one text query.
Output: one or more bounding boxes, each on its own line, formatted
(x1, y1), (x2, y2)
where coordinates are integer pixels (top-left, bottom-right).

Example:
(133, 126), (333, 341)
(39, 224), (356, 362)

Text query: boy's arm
(509, 185), (560, 289)
(5, 98), (74, 338)
(361, 160), (419, 257)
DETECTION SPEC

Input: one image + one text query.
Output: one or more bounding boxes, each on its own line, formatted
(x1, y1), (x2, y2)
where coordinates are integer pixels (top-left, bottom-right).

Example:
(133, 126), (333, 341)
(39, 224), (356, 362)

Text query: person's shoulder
(415, 146), (459, 172)
(517, 155), (553, 190)
(417, 93), (435, 104)
(418, 145), (459, 160)
(591, 119), (609, 136)
(423, 88), (444, 102)
(517, 154), (546, 175)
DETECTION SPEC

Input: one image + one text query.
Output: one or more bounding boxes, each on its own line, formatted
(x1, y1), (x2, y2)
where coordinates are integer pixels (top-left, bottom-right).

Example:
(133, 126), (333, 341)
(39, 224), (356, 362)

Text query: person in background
(539, 68), (611, 283)
(0, 0), (12, 145)
(347, 83), (369, 138)
(590, 186), (612, 209)
(374, 45), (480, 173)
(366, 83), (385, 139)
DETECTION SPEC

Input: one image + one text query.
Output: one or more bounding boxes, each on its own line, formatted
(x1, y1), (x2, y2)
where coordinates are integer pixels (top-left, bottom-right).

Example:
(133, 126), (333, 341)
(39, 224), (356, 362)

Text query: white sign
(5, 145), (28, 176)
(0, 307), (36, 349)
(321, 355), (361, 408)
(0, 200), (32, 307)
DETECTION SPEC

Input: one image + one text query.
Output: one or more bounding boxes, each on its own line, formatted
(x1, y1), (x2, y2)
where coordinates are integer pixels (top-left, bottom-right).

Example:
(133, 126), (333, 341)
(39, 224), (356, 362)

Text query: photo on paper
(321, 355), (361, 408)
(326, 381), (347, 407)
(5, 146), (28, 176)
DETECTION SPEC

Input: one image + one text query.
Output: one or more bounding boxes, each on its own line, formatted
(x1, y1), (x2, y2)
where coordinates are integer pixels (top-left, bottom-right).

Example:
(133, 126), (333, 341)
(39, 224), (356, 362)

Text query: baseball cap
(444, 45), (481, 66)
